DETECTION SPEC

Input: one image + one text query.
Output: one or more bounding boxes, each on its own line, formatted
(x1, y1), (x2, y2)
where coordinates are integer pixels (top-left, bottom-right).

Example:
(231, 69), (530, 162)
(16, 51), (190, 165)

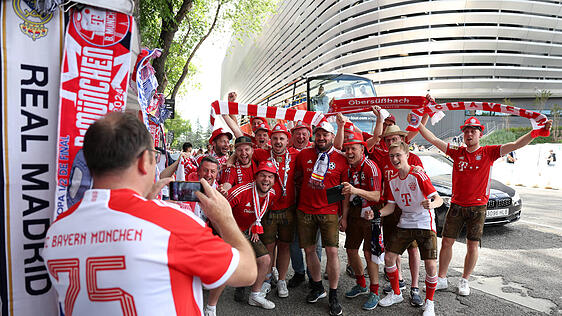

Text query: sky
(175, 31), (231, 130)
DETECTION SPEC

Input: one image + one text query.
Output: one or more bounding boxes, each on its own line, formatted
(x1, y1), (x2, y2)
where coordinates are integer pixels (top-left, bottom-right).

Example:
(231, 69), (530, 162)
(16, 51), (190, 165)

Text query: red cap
(251, 117), (270, 132)
(460, 116), (485, 131)
(343, 126), (368, 148)
(209, 127), (233, 144)
(385, 113), (396, 123)
(254, 160), (278, 178)
(291, 120), (312, 134)
(269, 123), (291, 139)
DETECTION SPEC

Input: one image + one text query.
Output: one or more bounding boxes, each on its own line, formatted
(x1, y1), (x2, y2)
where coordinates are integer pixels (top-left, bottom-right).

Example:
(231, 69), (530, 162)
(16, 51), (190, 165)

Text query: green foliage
(164, 115), (211, 149)
(139, 0), (278, 97)
(481, 127), (562, 145)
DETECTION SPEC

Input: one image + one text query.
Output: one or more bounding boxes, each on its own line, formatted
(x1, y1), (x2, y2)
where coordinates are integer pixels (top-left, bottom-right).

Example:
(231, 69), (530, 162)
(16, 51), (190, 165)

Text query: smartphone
(169, 181), (204, 201)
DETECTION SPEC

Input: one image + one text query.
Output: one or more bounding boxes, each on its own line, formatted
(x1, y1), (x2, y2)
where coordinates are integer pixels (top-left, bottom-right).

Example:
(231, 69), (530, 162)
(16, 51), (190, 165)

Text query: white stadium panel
(222, 0), (562, 103)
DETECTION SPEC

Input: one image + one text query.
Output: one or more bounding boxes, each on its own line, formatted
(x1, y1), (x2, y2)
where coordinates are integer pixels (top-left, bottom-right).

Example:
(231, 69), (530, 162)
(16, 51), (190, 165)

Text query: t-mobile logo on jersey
(458, 161), (469, 171)
(401, 193), (412, 206)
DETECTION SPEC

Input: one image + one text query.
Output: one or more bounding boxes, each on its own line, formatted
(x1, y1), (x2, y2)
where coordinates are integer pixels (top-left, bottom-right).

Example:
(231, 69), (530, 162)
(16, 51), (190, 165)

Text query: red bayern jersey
(227, 183), (278, 231)
(348, 156), (382, 208)
(290, 141), (313, 152)
(295, 147), (349, 214)
(221, 161), (257, 186)
(253, 148), (299, 210)
(385, 167), (438, 231)
(180, 156), (198, 179)
(446, 144), (502, 206)
(361, 132), (387, 166)
(43, 189), (238, 316)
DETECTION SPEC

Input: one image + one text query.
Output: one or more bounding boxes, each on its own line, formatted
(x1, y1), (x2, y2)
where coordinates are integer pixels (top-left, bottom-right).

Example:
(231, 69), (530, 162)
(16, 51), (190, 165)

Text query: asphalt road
(212, 186), (562, 315)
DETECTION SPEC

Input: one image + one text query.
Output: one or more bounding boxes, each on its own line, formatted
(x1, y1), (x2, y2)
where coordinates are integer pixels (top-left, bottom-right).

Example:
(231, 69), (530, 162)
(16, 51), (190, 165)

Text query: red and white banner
(54, 6), (133, 218)
(1, 1), (63, 315)
(407, 101), (551, 137)
(210, 100), (325, 129)
(328, 96), (429, 116)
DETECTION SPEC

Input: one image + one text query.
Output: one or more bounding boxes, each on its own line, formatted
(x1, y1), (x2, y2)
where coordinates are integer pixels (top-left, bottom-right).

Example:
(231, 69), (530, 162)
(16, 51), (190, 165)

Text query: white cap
(313, 121), (335, 134)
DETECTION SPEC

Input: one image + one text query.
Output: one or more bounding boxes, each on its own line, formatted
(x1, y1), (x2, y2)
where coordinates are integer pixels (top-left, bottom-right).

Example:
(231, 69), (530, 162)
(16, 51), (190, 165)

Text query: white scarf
(310, 147), (335, 189)
(271, 150), (290, 196)
(251, 183), (271, 234)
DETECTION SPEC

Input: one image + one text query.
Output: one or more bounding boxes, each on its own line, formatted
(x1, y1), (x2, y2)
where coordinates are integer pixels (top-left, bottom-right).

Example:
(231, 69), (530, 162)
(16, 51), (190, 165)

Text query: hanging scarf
(271, 150), (290, 196)
(310, 147), (335, 188)
(251, 183), (271, 234)
(370, 215), (385, 264)
(407, 101), (550, 138)
(210, 100), (325, 128)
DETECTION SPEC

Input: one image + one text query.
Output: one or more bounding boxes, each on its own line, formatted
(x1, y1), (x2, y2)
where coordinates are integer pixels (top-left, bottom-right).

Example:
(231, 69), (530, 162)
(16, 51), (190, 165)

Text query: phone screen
(169, 181), (203, 201)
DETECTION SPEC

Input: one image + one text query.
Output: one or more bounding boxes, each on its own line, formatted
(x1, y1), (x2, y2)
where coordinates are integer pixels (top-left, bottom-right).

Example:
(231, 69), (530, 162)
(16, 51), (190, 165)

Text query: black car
(416, 152), (522, 235)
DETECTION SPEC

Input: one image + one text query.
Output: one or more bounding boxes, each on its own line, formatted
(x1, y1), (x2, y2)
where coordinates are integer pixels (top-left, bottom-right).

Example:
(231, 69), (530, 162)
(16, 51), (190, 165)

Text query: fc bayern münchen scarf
(251, 183), (271, 234)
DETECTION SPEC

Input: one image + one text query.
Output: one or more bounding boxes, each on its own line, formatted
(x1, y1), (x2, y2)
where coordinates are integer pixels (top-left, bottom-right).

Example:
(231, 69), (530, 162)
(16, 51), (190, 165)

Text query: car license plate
(487, 208), (509, 218)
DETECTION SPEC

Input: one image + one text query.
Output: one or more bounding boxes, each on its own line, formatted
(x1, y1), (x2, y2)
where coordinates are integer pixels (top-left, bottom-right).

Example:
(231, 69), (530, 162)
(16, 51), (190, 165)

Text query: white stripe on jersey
(228, 182), (253, 202)
(203, 248), (240, 289)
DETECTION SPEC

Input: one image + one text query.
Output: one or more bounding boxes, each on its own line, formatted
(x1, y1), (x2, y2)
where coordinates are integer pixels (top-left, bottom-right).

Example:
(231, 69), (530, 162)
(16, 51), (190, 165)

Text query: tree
(139, 0), (278, 99)
(533, 89), (552, 114)
(164, 113), (192, 148)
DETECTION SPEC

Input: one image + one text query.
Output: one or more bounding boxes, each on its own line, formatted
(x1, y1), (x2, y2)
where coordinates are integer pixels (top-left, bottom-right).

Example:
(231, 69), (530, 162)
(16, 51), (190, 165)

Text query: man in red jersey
(228, 161), (280, 309)
(220, 136), (257, 193)
(338, 123), (384, 311)
(378, 141), (443, 316)
(43, 112), (256, 316)
(295, 120), (349, 316)
(417, 115), (552, 296)
(251, 118), (271, 150)
(252, 123), (299, 298)
(290, 120), (313, 151)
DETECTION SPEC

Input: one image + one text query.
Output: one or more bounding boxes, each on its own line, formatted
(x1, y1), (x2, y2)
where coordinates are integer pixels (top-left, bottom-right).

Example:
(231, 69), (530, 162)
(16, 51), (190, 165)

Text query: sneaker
(260, 282), (271, 295)
(423, 299), (435, 316)
(423, 277), (448, 292)
(306, 286), (327, 303)
(329, 296), (343, 316)
(410, 287), (423, 307)
(249, 293), (275, 309)
(345, 284), (368, 298)
(204, 306), (216, 316)
(362, 292), (380, 310)
(345, 265), (354, 278)
(234, 287), (245, 302)
(272, 267), (279, 282)
(458, 278), (470, 296)
(382, 279), (406, 294)
(277, 280), (289, 298)
(379, 292), (404, 307)
(288, 272), (305, 288)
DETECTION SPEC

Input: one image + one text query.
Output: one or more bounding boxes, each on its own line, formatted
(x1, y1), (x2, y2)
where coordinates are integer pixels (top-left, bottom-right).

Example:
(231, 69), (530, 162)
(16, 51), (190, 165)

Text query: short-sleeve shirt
(227, 183), (278, 231)
(446, 144), (502, 206)
(386, 168), (438, 231)
(221, 161), (257, 186)
(253, 148), (299, 210)
(379, 152), (424, 203)
(295, 147), (350, 215)
(348, 156), (382, 209)
(43, 189), (238, 316)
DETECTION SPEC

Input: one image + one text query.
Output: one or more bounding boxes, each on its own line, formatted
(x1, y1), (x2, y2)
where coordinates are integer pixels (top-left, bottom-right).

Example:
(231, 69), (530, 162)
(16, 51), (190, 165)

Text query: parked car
(416, 151), (522, 236)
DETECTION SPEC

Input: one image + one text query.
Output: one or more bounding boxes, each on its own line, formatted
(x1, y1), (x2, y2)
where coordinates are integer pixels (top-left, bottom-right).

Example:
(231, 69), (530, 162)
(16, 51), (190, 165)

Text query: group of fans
(43, 95), (552, 316)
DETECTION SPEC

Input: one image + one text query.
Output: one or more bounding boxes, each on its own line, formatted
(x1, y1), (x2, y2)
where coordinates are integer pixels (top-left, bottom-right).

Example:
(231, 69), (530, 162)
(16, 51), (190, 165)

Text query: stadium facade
(221, 0), (561, 139)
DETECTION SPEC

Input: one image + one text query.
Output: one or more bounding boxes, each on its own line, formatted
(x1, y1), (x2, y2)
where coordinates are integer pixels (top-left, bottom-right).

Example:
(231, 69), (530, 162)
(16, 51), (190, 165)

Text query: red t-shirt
(227, 183), (278, 231)
(446, 144), (502, 206)
(253, 148), (299, 210)
(379, 152), (424, 203)
(348, 156), (382, 208)
(295, 147), (349, 214)
(221, 161), (257, 186)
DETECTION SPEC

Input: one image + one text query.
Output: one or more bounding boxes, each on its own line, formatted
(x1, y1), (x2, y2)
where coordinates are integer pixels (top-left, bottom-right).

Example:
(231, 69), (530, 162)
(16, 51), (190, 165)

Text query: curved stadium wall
(221, 0), (561, 139)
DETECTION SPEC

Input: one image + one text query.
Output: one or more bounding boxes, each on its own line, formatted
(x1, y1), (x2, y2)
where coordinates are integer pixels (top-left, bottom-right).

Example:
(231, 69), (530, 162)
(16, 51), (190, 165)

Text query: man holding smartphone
(227, 161), (280, 309)
(43, 112), (257, 316)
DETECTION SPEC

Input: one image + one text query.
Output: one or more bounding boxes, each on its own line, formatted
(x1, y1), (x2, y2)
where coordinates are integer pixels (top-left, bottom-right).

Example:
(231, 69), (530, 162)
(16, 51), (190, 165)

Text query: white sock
(251, 291), (261, 297)
(205, 304), (216, 311)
